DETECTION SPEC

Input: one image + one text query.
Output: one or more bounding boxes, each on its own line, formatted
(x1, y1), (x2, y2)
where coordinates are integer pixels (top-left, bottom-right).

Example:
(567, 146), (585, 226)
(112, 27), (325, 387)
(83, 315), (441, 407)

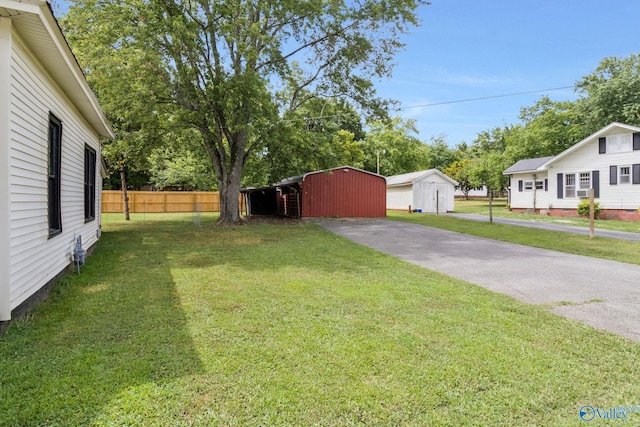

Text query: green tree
(64, 0), (428, 223)
(471, 126), (508, 156)
(148, 128), (217, 191)
(577, 54), (640, 131)
(62, 3), (170, 219)
(426, 135), (458, 171)
(362, 118), (429, 176)
(505, 96), (586, 160)
(256, 97), (366, 183)
(443, 160), (474, 199)
(467, 153), (509, 223)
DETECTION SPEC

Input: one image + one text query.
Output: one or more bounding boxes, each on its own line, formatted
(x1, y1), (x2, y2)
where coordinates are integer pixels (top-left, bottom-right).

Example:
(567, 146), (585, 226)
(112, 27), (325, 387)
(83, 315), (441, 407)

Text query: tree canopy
(63, 0), (429, 223)
(576, 54), (640, 131)
(61, 1), (640, 216)
(362, 118), (429, 176)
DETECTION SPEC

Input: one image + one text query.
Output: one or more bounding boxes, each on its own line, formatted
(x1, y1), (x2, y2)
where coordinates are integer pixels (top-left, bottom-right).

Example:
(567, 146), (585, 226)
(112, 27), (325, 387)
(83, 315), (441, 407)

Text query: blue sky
(377, 0), (640, 146)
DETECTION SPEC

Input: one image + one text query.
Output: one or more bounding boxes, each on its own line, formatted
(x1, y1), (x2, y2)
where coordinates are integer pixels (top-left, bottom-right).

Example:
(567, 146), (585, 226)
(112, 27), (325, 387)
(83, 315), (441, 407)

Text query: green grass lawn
(2, 213), (640, 425)
(455, 197), (640, 233)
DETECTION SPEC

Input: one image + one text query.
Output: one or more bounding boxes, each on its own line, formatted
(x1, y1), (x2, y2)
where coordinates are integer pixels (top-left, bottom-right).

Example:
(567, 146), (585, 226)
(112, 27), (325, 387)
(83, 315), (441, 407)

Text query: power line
(396, 86), (575, 110)
(278, 85), (576, 123)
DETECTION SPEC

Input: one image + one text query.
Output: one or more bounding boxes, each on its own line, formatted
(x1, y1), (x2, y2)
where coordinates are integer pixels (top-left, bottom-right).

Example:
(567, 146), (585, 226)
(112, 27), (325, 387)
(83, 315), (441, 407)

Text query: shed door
(415, 182), (448, 213)
(414, 182), (434, 212)
(436, 184), (448, 213)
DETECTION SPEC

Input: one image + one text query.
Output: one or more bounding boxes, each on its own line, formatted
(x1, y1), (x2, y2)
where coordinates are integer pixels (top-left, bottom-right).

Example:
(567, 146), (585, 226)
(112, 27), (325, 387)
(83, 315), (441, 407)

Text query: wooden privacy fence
(102, 191), (245, 213)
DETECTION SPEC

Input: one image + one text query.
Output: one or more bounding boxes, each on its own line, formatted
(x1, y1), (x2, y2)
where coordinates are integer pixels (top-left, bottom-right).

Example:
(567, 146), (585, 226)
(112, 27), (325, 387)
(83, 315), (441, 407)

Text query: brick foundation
(511, 208), (640, 221)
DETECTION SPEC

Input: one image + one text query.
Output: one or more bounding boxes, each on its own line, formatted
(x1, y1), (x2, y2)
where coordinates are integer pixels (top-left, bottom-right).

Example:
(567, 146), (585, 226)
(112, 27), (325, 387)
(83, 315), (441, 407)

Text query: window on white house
(579, 172), (591, 190)
(48, 114), (62, 237)
(84, 145), (97, 221)
(607, 133), (633, 153)
(535, 180), (544, 190)
(620, 166), (631, 184)
(524, 181), (533, 191)
(565, 174), (576, 198)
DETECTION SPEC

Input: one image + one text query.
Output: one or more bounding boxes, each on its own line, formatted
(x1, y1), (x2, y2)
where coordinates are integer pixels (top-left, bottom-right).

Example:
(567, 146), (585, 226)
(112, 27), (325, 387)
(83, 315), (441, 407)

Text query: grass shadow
(3, 213), (640, 425)
(0, 221), (204, 426)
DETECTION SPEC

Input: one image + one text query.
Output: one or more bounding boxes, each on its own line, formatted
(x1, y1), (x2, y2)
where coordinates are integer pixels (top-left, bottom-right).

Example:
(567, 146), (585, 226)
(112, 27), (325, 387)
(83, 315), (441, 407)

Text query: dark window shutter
(556, 173), (563, 199)
(610, 165), (617, 185)
(592, 170), (600, 198)
(518, 180), (523, 192)
(599, 137), (607, 154)
(633, 164), (640, 184)
(544, 179), (548, 191)
(634, 133), (640, 150)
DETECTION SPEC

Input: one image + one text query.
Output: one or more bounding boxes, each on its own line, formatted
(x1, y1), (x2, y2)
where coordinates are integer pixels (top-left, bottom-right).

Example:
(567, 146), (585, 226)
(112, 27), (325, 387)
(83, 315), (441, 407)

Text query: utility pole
(376, 149), (385, 175)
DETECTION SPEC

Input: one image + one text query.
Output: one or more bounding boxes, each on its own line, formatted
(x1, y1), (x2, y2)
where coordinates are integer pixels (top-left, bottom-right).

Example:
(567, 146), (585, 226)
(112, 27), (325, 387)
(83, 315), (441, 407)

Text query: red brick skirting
(511, 208), (640, 221)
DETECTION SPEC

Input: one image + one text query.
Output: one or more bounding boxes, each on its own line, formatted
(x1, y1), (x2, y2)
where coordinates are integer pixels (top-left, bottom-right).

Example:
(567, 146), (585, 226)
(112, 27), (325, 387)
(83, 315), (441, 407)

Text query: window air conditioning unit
(576, 190), (590, 198)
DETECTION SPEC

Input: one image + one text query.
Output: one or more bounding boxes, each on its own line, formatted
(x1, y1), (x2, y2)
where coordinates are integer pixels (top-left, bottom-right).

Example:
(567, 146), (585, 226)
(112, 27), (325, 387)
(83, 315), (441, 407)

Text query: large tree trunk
(120, 168), (130, 221)
(218, 177), (241, 223)
(204, 128), (247, 224)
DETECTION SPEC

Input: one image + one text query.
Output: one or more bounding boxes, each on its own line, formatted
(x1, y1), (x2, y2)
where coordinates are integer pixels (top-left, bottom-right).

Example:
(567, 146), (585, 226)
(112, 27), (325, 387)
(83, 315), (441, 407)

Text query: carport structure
(242, 166), (386, 218)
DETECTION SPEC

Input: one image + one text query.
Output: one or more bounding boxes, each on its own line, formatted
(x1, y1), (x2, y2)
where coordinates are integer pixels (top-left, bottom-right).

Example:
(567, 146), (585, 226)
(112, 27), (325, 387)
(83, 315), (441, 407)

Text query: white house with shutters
(386, 169), (457, 213)
(0, 0), (113, 326)
(503, 122), (640, 220)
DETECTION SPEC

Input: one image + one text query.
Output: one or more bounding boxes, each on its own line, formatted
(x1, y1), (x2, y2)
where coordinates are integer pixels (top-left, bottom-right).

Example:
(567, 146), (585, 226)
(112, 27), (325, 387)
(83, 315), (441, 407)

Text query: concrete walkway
(446, 213), (640, 241)
(318, 219), (640, 342)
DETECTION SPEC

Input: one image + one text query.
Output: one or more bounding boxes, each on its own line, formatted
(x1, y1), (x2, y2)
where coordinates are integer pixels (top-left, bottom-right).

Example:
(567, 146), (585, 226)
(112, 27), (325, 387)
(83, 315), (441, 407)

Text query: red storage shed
(243, 166), (386, 218)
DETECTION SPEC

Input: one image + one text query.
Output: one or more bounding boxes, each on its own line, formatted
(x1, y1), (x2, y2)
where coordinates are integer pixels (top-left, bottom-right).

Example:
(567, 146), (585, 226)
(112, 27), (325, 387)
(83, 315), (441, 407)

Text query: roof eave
(1, 0), (114, 139)
(503, 168), (544, 175)
(302, 166), (386, 182)
(411, 169), (458, 186)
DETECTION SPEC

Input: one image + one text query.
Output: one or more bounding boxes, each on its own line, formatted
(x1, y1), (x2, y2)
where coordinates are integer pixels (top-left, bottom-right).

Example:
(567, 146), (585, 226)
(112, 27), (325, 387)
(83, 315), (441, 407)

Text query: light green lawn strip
(388, 211), (640, 266)
(455, 198), (640, 233)
(1, 213), (639, 426)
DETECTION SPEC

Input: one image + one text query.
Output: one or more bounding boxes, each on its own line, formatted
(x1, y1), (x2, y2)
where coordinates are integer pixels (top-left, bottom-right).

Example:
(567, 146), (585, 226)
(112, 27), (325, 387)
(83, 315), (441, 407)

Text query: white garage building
(386, 169), (457, 213)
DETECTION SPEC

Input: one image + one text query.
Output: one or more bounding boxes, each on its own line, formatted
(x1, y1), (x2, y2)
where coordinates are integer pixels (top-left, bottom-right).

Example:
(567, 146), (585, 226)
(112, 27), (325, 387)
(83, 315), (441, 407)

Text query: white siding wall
(454, 186), (487, 197)
(386, 185), (413, 210)
(0, 18), (12, 320)
(8, 31), (102, 312)
(547, 134), (640, 210)
(509, 172), (550, 210)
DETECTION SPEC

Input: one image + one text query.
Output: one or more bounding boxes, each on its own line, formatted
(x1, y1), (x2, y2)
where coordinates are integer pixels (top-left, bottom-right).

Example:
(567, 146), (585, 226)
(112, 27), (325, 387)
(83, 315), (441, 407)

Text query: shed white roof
(386, 169), (457, 187)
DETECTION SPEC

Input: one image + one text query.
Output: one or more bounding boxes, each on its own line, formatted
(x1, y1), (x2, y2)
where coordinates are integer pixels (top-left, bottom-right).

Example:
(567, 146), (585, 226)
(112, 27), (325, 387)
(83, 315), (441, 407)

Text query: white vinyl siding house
(504, 123), (640, 219)
(503, 156), (553, 212)
(386, 169), (457, 213)
(454, 186), (487, 198)
(0, 1), (113, 324)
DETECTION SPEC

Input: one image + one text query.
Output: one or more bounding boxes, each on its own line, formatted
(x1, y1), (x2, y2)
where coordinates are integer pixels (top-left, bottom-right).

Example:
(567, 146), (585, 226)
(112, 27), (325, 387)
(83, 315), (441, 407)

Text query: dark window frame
(84, 145), (97, 222)
(48, 114), (62, 237)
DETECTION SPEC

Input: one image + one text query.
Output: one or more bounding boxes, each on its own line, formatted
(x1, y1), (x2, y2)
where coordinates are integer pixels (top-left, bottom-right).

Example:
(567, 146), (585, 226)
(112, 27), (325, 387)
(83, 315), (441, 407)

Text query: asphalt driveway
(318, 219), (640, 342)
